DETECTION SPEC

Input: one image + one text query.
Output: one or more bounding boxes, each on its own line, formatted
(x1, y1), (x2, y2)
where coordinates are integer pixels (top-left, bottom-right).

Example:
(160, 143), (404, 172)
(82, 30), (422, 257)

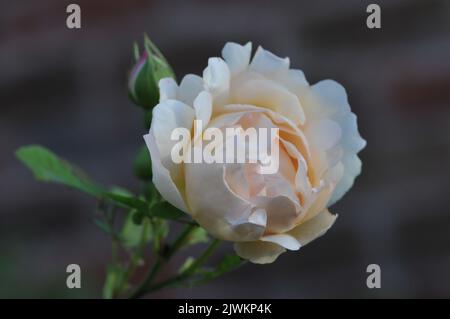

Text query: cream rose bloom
(144, 42), (366, 264)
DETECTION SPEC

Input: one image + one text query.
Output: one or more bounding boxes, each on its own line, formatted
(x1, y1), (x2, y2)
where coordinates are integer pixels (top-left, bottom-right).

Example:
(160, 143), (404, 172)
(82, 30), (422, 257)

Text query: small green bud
(128, 36), (175, 109)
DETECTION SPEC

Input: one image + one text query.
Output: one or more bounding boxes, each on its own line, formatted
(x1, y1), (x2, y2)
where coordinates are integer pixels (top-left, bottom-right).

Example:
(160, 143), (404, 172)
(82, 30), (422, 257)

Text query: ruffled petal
(185, 158), (265, 241)
(260, 233), (301, 250)
(310, 80), (366, 205)
(158, 78), (178, 101)
(234, 240), (286, 264)
(193, 90), (213, 128)
(143, 132), (189, 212)
(178, 74), (204, 106)
(289, 209), (337, 246)
(222, 42), (252, 75)
(151, 99), (195, 173)
(231, 76), (305, 125)
(203, 57), (230, 96)
(250, 46), (290, 76)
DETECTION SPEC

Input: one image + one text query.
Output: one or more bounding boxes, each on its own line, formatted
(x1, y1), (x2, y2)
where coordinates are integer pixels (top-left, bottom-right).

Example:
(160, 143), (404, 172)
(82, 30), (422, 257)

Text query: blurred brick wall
(0, 0), (449, 298)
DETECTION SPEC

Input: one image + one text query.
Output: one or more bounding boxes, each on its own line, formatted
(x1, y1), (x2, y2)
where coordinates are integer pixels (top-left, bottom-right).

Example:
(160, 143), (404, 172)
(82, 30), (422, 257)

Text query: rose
(144, 42), (366, 264)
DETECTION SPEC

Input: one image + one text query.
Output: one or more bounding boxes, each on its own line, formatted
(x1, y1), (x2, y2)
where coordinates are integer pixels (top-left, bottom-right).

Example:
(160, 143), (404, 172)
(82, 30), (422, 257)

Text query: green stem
(103, 203), (119, 265)
(146, 239), (221, 294)
(129, 223), (197, 299)
(115, 219), (151, 297)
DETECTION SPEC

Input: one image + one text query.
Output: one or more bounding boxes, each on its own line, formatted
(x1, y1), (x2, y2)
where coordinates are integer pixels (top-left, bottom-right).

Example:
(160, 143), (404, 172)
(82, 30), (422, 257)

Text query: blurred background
(1, 0), (449, 298)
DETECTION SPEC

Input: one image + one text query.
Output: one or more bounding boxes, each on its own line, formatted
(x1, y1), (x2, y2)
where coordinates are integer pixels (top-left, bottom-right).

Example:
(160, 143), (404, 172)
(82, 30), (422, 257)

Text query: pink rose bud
(128, 36), (174, 109)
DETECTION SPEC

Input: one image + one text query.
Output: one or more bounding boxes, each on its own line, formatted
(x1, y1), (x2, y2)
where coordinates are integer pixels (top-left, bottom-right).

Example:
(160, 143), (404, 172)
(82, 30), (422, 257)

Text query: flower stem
(115, 218), (151, 297)
(129, 223), (197, 299)
(145, 239), (221, 293)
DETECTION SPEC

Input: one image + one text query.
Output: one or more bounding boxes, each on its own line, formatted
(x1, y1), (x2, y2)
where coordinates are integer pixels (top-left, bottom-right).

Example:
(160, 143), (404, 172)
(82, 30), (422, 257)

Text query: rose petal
(260, 233), (301, 250)
(144, 132), (189, 213)
(260, 195), (301, 233)
(185, 159), (264, 241)
(231, 77), (305, 125)
(234, 241), (286, 264)
(271, 69), (309, 96)
(250, 46), (290, 76)
(178, 74), (204, 106)
(328, 154), (362, 206)
(306, 118), (342, 152)
(279, 138), (312, 205)
(158, 78), (178, 101)
(312, 79), (351, 114)
(203, 57), (230, 96)
(151, 99), (195, 173)
(222, 42), (252, 75)
(289, 209), (337, 246)
(301, 182), (334, 222)
(193, 90), (213, 128)
(309, 80), (366, 205)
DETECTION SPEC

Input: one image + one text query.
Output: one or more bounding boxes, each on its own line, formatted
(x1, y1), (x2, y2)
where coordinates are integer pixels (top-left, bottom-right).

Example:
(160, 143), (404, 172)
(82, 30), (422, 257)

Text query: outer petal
(222, 42), (252, 75)
(329, 153), (362, 205)
(250, 46), (290, 76)
(159, 78), (178, 101)
(151, 99), (195, 172)
(301, 80), (366, 205)
(178, 74), (204, 106)
(289, 209), (337, 246)
(203, 57), (230, 96)
(193, 90), (213, 127)
(260, 233), (301, 250)
(312, 80), (350, 114)
(306, 118), (342, 152)
(234, 209), (336, 264)
(270, 69), (309, 99)
(234, 241), (286, 264)
(144, 132), (189, 213)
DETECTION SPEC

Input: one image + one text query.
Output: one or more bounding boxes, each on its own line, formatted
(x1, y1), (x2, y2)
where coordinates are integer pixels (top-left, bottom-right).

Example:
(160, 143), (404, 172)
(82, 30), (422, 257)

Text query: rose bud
(128, 36), (175, 109)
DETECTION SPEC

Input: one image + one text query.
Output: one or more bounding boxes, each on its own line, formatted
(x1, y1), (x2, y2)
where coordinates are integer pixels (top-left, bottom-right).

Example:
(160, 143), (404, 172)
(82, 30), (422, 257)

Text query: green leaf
(15, 145), (103, 197)
(104, 192), (148, 212)
(105, 191), (189, 224)
(102, 265), (125, 299)
(150, 201), (185, 220)
(109, 186), (133, 197)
